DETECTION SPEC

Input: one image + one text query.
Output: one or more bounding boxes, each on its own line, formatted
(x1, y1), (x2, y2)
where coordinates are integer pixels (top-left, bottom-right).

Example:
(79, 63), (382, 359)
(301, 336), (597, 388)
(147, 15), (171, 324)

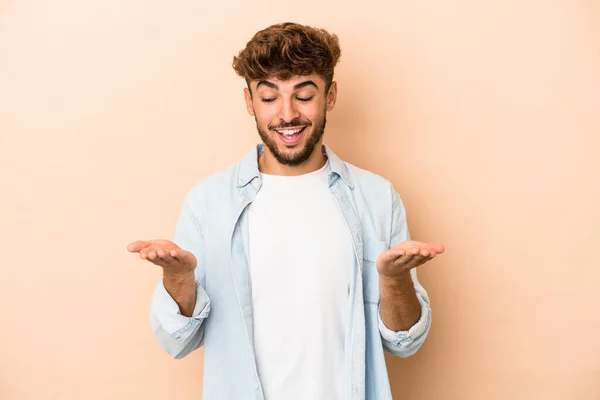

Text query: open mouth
(273, 126), (307, 146)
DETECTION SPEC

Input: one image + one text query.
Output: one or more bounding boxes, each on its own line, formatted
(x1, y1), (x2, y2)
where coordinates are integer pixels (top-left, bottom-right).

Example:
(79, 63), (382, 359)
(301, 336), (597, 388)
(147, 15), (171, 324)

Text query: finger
(386, 247), (416, 264)
(127, 240), (150, 253)
(169, 248), (183, 262)
(146, 257), (170, 268)
(147, 248), (159, 260)
(406, 247), (440, 268)
(397, 240), (426, 248)
(408, 247), (420, 255)
(139, 246), (149, 259)
(426, 243), (445, 253)
(390, 247), (417, 264)
(149, 245), (175, 260)
(421, 248), (437, 260)
(378, 249), (401, 265)
(403, 254), (427, 269)
(392, 246), (423, 263)
(395, 242), (445, 254)
(140, 246), (160, 260)
(420, 248), (439, 257)
(400, 245), (440, 260)
(156, 248), (177, 265)
(158, 255), (175, 266)
(171, 249), (195, 266)
(156, 248), (168, 258)
(387, 246), (418, 260)
(149, 239), (173, 246)
(141, 246), (174, 267)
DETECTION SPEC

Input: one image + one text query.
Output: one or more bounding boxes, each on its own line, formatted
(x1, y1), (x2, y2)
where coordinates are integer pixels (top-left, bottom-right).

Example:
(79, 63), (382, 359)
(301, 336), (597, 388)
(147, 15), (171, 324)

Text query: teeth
(277, 127), (303, 136)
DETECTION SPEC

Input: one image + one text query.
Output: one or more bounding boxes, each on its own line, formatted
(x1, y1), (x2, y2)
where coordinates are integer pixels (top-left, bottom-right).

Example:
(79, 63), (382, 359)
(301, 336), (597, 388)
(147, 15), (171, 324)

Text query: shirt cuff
(151, 280), (210, 342)
(378, 294), (430, 348)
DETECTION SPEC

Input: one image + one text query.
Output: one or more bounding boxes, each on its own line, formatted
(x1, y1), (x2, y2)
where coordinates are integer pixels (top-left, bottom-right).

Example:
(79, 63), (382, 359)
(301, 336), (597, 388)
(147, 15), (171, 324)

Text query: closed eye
(297, 96), (313, 102)
(261, 98), (276, 103)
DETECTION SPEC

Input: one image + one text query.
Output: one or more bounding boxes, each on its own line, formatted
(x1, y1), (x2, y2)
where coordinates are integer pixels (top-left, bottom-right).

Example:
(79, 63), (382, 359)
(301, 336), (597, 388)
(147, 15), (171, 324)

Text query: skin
(244, 74), (337, 176)
(128, 73), (445, 330)
(377, 241), (445, 331)
(127, 239), (196, 316)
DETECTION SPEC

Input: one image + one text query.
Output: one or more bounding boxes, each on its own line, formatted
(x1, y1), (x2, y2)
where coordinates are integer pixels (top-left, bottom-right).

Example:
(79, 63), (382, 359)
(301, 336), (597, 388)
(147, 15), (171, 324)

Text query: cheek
(253, 106), (277, 126)
(300, 102), (325, 121)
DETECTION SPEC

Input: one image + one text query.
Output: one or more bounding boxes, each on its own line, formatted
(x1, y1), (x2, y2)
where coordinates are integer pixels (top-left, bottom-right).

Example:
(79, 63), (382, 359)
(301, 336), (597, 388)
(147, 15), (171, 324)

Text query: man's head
(232, 22), (341, 167)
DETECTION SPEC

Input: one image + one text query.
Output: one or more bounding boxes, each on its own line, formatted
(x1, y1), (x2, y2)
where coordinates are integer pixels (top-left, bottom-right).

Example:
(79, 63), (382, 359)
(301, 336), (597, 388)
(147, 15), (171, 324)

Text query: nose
(277, 98), (300, 123)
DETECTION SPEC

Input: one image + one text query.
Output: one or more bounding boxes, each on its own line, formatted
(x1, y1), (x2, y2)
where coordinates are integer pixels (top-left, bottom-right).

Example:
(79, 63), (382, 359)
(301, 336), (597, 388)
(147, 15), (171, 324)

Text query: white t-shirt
(247, 160), (355, 400)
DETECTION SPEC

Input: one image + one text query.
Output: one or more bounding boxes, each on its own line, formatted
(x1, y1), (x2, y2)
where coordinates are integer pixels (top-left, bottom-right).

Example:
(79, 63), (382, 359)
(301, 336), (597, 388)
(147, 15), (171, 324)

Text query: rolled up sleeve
(151, 280), (210, 342)
(378, 279), (431, 357)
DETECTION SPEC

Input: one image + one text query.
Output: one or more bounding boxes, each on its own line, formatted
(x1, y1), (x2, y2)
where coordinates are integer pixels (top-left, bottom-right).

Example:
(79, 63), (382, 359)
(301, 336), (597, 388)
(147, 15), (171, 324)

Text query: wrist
(379, 272), (414, 297)
(163, 271), (195, 286)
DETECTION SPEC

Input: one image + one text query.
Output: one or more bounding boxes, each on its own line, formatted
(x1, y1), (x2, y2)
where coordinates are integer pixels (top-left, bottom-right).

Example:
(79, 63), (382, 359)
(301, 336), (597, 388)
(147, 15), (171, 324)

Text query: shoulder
(187, 164), (237, 196)
(179, 162), (240, 221)
(344, 161), (394, 194)
(342, 161), (405, 218)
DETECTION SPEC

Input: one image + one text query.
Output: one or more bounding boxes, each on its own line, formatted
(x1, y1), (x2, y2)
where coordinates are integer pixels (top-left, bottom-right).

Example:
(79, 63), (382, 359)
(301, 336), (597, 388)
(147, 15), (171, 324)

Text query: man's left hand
(376, 241), (445, 279)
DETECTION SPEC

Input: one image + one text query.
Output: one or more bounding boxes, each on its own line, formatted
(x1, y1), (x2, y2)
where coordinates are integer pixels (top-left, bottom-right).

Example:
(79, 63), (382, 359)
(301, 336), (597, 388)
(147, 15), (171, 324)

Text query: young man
(128, 22), (444, 400)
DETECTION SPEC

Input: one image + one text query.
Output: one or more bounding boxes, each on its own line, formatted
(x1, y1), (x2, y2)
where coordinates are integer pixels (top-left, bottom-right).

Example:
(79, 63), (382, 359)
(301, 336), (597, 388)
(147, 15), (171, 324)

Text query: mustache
(269, 118), (312, 131)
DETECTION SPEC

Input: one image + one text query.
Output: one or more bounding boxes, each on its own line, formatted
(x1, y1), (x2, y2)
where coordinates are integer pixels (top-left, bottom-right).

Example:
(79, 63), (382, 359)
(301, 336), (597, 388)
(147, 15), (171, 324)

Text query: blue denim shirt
(150, 144), (431, 400)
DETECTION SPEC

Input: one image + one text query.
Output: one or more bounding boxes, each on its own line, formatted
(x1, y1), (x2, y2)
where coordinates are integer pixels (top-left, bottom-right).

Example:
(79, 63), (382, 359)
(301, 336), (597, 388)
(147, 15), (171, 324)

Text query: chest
(247, 185), (355, 297)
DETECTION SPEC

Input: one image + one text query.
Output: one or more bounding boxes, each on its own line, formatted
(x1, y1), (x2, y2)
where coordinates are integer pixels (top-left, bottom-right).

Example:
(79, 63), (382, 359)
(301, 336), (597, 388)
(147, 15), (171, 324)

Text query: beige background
(1, 1), (599, 399)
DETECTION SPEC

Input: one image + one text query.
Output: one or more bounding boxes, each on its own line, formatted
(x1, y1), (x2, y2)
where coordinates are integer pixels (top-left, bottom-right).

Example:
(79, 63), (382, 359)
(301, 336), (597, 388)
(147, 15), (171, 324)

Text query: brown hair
(232, 22), (341, 93)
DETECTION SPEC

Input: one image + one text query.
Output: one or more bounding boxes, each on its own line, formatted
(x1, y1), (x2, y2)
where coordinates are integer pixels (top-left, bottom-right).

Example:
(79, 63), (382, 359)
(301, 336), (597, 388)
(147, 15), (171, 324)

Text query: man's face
(244, 74), (337, 166)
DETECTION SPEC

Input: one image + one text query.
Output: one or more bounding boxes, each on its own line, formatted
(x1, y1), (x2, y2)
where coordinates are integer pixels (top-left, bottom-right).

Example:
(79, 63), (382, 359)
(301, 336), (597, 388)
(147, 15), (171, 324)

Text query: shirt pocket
(362, 239), (388, 304)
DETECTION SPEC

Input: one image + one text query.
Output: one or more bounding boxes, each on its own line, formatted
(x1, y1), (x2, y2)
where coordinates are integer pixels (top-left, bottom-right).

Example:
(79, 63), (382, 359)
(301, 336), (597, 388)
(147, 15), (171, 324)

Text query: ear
(326, 81), (338, 112)
(244, 87), (255, 116)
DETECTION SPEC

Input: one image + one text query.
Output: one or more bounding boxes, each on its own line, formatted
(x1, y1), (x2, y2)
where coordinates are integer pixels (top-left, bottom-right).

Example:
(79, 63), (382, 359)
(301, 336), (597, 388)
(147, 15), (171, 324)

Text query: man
(128, 22), (444, 400)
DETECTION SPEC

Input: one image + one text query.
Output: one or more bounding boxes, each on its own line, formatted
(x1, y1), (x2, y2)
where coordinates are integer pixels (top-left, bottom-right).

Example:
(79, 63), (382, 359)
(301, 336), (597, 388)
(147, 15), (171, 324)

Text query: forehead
(251, 74), (325, 91)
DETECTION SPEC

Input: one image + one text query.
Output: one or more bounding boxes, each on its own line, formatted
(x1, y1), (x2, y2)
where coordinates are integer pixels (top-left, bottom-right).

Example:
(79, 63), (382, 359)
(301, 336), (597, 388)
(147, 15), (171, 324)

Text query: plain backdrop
(1, 1), (599, 399)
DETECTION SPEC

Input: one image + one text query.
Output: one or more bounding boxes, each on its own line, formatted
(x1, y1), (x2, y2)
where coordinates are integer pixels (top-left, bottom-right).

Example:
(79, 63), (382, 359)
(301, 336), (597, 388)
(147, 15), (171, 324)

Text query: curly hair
(232, 22), (342, 92)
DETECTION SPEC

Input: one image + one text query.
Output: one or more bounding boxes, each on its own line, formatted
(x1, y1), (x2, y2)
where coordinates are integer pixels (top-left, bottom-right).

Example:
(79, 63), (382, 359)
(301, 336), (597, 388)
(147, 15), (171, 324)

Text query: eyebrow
(256, 80), (319, 91)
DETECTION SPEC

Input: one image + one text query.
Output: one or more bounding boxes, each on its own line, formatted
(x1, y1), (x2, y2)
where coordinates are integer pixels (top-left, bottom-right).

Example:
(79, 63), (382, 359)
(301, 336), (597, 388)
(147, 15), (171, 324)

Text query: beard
(255, 112), (327, 167)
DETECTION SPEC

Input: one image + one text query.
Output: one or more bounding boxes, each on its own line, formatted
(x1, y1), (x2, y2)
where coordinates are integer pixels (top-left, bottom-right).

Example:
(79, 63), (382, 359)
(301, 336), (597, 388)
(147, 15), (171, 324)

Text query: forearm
(163, 272), (196, 317)
(379, 272), (421, 331)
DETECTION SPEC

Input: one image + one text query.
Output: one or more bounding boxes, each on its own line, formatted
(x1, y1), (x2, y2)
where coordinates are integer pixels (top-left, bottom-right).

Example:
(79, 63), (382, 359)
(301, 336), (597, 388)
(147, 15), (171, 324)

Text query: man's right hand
(127, 239), (197, 276)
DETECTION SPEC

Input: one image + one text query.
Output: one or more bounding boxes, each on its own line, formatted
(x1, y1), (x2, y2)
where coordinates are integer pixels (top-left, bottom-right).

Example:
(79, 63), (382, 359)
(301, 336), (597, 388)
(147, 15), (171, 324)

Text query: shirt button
(238, 196), (245, 202)
(254, 382), (259, 390)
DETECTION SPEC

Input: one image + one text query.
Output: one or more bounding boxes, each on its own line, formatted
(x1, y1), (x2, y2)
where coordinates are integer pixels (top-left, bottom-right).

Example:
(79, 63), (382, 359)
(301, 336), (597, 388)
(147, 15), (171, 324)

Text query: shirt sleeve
(378, 187), (432, 357)
(151, 279), (210, 342)
(377, 269), (431, 357)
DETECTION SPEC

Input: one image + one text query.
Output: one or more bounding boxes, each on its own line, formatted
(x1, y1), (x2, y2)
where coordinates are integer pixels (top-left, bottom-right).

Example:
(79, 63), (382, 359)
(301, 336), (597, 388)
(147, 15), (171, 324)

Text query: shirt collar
(236, 144), (354, 189)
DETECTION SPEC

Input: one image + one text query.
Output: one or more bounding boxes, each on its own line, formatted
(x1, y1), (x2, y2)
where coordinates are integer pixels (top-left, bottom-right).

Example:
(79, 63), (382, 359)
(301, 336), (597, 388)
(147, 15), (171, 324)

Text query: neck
(258, 143), (327, 176)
